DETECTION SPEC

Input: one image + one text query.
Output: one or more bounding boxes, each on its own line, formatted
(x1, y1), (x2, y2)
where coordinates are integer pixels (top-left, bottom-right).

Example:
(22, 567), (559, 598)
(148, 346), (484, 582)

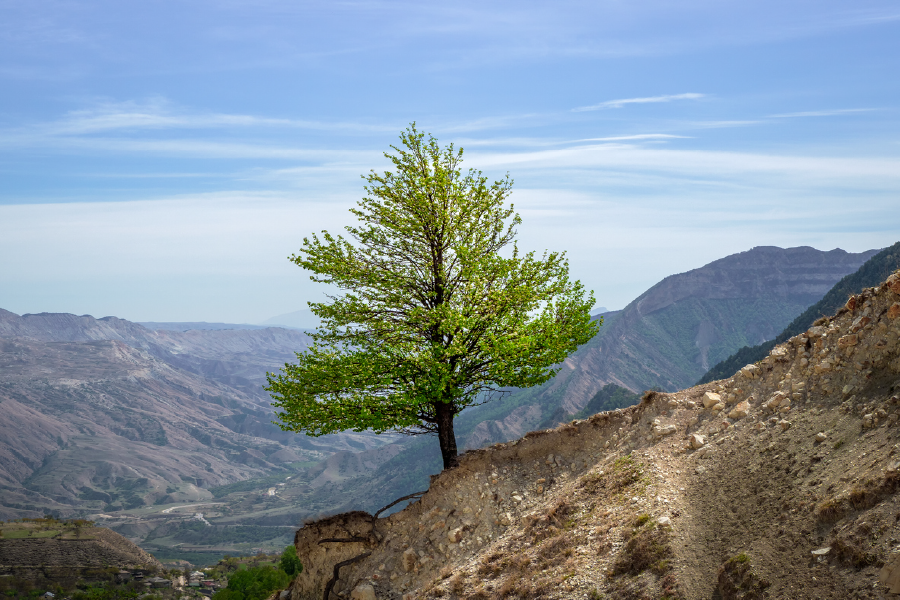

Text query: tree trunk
(435, 401), (459, 470)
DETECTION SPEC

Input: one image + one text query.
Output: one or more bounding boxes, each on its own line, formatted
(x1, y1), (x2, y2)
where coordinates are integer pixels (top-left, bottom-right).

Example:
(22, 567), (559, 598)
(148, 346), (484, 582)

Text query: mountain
(699, 240), (900, 384)
(139, 322), (271, 331)
(222, 246), (879, 528)
(259, 309), (319, 330)
(0, 311), (394, 525)
(449, 245), (878, 449)
(286, 268), (900, 599)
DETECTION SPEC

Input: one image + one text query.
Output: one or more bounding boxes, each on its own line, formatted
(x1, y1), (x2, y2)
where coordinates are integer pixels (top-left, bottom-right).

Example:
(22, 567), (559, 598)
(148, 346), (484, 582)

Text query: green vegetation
(267, 124), (598, 469)
(212, 566), (291, 600)
(145, 521), (290, 546)
(699, 240), (900, 384)
(0, 516), (95, 540)
(279, 545), (302, 576)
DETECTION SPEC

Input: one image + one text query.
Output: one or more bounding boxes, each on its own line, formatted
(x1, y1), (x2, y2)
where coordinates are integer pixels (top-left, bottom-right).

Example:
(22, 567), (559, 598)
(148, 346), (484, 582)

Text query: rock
(689, 433), (706, 449)
(851, 316), (871, 332)
(889, 274), (900, 294)
(657, 516), (672, 526)
(448, 528), (464, 543)
(652, 424), (677, 438)
(778, 419), (792, 431)
(401, 548), (418, 572)
(279, 591), (290, 600)
(811, 547), (831, 556)
(815, 432), (827, 443)
(702, 392), (721, 408)
(838, 334), (858, 348)
(740, 364), (760, 379)
(728, 400), (750, 420)
(888, 303), (900, 319)
(712, 402), (726, 412)
(764, 392), (786, 411)
(807, 326), (826, 338)
(863, 414), (874, 428)
(879, 552), (900, 594)
(771, 346), (788, 361)
(350, 584), (376, 600)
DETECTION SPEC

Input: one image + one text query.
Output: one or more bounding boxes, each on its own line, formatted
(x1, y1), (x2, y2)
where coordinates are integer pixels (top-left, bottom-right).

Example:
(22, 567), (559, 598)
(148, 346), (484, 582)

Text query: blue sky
(1, 0), (898, 322)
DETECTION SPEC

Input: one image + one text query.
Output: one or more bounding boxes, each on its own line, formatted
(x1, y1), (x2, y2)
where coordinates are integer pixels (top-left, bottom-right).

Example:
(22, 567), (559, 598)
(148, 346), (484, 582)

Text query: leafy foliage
(212, 566), (291, 600)
(267, 124), (598, 467)
(279, 545), (302, 576)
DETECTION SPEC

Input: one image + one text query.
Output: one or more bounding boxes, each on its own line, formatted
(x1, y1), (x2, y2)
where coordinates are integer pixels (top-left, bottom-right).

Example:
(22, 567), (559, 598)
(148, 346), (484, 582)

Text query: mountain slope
(699, 240), (900, 384)
(285, 269), (900, 600)
(454, 245), (877, 447)
(0, 311), (390, 522)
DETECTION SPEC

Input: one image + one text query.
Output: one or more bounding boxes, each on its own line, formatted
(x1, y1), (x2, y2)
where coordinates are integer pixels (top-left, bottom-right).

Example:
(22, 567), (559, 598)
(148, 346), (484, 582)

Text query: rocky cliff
(284, 270), (900, 599)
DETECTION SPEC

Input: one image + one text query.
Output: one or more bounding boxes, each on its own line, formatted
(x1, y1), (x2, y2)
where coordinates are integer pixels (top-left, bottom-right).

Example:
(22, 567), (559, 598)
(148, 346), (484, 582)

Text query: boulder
(728, 401), (750, 420)
(879, 552), (900, 594)
(401, 548), (418, 572)
(807, 326), (826, 338)
(838, 334), (858, 348)
(888, 303), (900, 319)
(652, 424), (677, 438)
(350, 584), (377, 600)
(448, 528), (464, 543)
(739, 364), (760, 379)
(689, 433), (707, 449)
(702, 392), (721, 408)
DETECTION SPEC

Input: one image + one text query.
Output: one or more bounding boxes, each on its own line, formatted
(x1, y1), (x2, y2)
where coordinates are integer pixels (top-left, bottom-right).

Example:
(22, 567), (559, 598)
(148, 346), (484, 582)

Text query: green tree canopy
(279, 544), (302, 576)
(212, 566), (290, 600)
(266, 124), (599, 469)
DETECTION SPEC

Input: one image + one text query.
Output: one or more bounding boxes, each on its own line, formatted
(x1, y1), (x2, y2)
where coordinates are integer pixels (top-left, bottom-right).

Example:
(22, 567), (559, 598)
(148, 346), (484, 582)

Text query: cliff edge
(286, 271), (900, 600)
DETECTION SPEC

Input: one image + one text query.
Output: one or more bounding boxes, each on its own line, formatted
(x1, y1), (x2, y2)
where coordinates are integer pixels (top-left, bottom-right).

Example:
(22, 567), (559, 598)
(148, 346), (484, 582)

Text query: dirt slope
(285, 270), (900, 600)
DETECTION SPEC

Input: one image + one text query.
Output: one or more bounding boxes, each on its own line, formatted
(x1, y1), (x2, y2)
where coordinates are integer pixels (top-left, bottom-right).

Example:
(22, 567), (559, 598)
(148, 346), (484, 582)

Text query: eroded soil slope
(286, 271), (900, 599)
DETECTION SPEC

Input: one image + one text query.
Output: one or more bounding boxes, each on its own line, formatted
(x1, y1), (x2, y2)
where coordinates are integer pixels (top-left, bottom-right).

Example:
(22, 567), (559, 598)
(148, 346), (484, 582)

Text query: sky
(1, 0), (899, 323)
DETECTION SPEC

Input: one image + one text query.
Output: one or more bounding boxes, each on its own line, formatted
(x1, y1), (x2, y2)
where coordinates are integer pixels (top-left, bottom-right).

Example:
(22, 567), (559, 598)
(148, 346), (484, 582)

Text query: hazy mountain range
(0, 244), (881, 562)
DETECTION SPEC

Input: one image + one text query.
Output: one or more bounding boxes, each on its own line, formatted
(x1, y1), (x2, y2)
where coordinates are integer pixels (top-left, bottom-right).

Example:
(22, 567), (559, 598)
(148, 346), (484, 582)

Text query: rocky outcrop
(286, 270), (900, 599)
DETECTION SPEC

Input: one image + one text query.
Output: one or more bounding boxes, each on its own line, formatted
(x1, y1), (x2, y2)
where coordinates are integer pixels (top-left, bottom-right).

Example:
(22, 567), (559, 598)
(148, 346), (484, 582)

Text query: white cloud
(768, 108), (875, 118)
(572, 93), (706, 112)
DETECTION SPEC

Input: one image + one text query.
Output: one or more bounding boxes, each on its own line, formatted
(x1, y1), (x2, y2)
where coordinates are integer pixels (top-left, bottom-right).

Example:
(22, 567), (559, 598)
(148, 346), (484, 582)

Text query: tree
(279, 545), (302, 576)
(212, 566), (290, 600)
(266, 124), (599, 469)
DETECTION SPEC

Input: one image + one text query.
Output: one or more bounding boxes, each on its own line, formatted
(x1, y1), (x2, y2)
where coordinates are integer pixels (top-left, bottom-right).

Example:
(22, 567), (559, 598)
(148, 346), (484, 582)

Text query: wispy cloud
(572, 93), (705, 112)
(768, 108), (875, 118)
(14, 98), (400, 137)
(568, 134), (690, 143)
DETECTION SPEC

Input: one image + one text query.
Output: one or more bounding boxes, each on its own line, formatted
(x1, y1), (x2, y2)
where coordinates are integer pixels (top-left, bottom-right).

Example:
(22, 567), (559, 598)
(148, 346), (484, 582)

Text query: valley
(0, 244), (884, 567)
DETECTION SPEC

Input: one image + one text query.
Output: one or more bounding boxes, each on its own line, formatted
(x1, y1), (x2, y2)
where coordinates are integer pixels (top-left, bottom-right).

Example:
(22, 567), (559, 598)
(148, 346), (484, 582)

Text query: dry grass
(611, 515), (672, 577)
(716, 553), (769, 600)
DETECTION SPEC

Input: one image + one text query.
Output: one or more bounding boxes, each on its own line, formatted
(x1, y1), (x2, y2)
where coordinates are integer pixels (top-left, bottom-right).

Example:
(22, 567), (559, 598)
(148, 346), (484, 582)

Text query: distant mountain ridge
(270, 245), (880, 518)
(698, 240), (900, 384)
(0, 310), (393, 522)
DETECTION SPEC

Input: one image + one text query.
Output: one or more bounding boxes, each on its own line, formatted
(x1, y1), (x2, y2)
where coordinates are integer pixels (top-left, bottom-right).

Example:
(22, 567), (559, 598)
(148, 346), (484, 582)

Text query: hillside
(0, 310), (402, 562)
(213, 246), (877, 524)
(0, 519), (162, 585)
(283, 270), (900, 599)
(699, 240), (900, 384)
